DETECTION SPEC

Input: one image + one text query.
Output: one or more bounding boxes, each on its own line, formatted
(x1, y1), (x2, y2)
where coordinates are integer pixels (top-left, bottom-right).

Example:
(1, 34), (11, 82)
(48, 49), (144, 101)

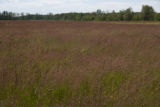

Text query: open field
(0, 21), (160, 107)
(110, 21), (160, 25)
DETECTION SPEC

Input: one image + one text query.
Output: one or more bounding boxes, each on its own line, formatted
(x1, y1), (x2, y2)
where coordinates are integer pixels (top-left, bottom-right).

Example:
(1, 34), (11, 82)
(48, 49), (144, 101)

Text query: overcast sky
(0, 0), (160, 14)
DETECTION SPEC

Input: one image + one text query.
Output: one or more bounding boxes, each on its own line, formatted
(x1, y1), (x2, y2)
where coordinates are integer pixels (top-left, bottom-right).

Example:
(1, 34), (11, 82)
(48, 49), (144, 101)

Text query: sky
(0, 0), (160, 14)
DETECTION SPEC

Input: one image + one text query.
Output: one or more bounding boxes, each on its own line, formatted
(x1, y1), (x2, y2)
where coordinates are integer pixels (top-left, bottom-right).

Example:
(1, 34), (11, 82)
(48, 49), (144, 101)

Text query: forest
(0, 5), (160, 21)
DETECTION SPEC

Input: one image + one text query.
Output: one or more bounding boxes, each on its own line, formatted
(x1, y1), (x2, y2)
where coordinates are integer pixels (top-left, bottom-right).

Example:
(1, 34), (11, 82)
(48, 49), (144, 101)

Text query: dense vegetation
(0, 21), (160, 106)
(0, 5), (160, 21)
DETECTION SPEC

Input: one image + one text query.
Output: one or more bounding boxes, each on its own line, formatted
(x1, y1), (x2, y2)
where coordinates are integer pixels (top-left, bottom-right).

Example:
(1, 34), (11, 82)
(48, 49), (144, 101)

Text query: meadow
(0, 21), (160, 107)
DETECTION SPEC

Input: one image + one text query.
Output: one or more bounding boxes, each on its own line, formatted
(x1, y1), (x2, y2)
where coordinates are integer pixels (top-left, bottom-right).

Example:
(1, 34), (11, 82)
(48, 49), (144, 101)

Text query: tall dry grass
(0, 21), (160, 107)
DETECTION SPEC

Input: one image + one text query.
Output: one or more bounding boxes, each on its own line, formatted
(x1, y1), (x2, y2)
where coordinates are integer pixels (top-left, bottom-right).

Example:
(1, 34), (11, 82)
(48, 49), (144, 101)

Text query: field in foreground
(0, 21), (160, 107)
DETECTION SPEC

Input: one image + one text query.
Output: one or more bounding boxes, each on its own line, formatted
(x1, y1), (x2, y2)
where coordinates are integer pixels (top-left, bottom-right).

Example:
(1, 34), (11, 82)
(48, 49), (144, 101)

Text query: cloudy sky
(0, 0), (160, 14)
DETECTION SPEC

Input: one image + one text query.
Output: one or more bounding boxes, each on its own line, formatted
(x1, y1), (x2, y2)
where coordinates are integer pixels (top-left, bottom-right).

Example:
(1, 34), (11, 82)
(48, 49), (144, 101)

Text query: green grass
(111, 21), (160, 25)
(102, 72), (128, 94)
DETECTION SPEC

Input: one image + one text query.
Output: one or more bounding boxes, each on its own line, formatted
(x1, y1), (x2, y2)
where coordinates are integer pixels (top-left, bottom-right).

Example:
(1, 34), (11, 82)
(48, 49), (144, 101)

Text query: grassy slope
(0, 21), (160, 107)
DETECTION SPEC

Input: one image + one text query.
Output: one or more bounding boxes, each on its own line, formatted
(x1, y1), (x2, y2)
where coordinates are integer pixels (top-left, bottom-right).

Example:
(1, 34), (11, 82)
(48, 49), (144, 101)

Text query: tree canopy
(141, 5), (155, 20)
(0, 5), (159, 21)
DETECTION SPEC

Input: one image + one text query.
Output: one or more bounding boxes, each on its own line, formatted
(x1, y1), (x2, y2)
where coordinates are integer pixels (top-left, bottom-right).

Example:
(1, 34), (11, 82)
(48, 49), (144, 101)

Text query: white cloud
(0, 0), (159, 14)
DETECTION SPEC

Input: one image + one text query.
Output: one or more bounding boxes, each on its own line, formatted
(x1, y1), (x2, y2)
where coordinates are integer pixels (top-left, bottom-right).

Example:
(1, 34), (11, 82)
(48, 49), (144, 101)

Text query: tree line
(0, 5), (160, 21)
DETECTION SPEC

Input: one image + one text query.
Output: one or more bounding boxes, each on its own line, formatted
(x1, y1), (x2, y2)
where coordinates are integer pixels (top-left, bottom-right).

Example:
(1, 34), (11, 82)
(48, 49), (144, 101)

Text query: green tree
(123, 8), (133, 21)
(96, 9), (102, 14)
(132, 13), (141, 21)
(119, 10), (125, 21)
(154, 13), (160, 21)
(141, 5), (155, 20)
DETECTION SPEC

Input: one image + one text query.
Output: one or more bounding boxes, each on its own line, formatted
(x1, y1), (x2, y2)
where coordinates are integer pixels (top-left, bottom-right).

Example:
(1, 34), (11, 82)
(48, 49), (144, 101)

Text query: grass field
(110, 21), (160, 25)
(0, 21), (160, 107)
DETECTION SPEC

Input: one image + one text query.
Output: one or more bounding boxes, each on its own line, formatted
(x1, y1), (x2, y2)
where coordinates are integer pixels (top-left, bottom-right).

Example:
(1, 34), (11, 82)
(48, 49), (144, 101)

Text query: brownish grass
(0, 21), (160, 107)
